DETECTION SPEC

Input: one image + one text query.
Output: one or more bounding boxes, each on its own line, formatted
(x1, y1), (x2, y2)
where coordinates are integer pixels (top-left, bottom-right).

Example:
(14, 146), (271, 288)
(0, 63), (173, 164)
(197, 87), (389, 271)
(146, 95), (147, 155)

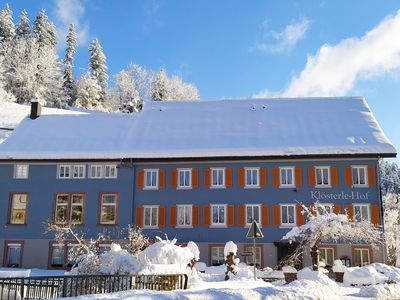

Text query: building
(0, 97), (396, 269)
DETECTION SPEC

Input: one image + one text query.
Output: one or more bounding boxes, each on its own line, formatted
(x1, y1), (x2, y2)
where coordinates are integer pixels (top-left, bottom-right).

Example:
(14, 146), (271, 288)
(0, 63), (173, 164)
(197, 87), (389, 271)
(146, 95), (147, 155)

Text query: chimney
(30, 101), (42, 120)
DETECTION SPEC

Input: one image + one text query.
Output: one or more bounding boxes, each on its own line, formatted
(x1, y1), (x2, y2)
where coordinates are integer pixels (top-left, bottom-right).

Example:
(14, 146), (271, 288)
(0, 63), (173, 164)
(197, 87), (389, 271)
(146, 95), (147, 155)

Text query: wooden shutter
(137, 170), (144, 189)
(261, 204), (269, 227)
(272, 204), (280, 227)
(170, 169), (177, 189)
(333, 203), (340, 215)
(238, 168), (245, 188)
(370, 204), (380, 226)
(272, 168), (280, 188)
(296, 204), (304, 226)
(192, 169), (198, 188)
(344, 166), (353, 187)
(192, 205), (200, 226)
(204, 168), (211, 188)
(203, 204), (211, 226)
(295, 167), (302, 187)
(331, 166), (339, 187)
(308, 167), (315, 187)
(238, 204), (246, 227)
(345, 204), (354, 220)
(227, 204), (234, 227)
(368, 167), (376, 186)
(135, 206), (143, 227)
(260, 168), (267, 187)
(170, 205), (177, 227)
(158, 206), (166, 227)
(158, 169), (165, 189)
(226, 168), (232, 188)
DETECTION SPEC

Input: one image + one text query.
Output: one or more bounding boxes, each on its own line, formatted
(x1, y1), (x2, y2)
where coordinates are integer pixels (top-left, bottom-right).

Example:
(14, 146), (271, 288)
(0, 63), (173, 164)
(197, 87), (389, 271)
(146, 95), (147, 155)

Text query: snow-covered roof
(0, 97), (396, 160)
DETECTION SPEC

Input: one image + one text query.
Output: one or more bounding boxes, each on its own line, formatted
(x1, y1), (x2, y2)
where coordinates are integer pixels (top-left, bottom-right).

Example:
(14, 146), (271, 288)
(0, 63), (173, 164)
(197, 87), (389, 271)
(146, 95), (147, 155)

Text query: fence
(0, 273), (188, 300)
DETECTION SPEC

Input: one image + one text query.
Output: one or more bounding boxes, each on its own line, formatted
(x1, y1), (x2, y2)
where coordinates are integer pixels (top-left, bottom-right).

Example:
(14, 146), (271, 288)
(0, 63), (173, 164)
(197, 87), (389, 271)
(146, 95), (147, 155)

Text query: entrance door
(274, 241), (302, 269)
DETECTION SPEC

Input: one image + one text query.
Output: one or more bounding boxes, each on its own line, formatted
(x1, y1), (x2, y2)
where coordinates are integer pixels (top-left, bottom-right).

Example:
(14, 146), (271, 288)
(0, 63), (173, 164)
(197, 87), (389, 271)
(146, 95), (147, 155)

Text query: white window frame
(72, 165), (86, 179)
(143, 205), (159, 228)
(211, 168), (225, 188)
(177, 169), (192, 189)
(245, 167), (260, 188)
(98, 243), (111, 255)
(244, 245), (262, 267)
(100, 194), (117, 225)
(14, 164), (29, 179)
(319, 247), (335, 266)
(104, 165), (118, 179)
(58, 165), (71, 179)
(50, 243), (65, 267)
(211, 204), (227, 226)
(144, 169), (159, 189)
(353, 204), (370, 222)
(210, 246), (225, 266)
(176, 204), (192, 227)
(315, 166), (331, 187)
(245, 204), (261, 226)
(354, 248), (371, 266)
(279, 167), (295, 188)
(90, 165), (103, 179)
(316, 203), (333, 215)
(351, 165), (368, 187)
(280, 204), (296, 227)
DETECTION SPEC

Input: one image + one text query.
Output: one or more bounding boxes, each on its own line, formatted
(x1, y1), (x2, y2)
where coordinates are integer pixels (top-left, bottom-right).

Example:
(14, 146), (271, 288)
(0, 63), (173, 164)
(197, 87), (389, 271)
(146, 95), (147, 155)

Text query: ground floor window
(319, 247), (335, 267)
(98, 243), (112, 255)
(50, 243), (65, 268)
(354, 247), (371, 266)
(4, 241), (23, 268)
(210, 246), (225, 266)
(244, 245), (262, 268)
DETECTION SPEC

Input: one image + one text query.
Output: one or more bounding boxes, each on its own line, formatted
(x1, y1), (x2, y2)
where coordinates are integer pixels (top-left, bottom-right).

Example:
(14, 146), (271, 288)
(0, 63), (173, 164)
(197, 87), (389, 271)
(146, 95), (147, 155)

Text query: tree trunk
(311, 245), (320, 271)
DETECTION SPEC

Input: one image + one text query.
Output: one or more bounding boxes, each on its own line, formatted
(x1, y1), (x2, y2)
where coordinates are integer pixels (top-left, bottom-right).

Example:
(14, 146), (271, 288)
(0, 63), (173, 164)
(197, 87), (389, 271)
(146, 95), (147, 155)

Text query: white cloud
(53, 0), (90, 48)
(251, 17), (310, 54)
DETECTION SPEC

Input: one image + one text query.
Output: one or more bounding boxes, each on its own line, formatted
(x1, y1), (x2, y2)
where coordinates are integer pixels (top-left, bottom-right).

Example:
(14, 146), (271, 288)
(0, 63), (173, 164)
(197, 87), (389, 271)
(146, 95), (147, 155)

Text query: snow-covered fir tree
(168, 75), (199, 100)
(33, 9), (56, 50)
(109, 69), (141, 112)
(89, 38), (108, 103)
(380, 160), (400, 196)
(75, 73), (104, 110)
(14, 10), (30, 41)
(151, 68), (168, 101)
(63, 23), (77, 106)
(0, 4), (14, 57)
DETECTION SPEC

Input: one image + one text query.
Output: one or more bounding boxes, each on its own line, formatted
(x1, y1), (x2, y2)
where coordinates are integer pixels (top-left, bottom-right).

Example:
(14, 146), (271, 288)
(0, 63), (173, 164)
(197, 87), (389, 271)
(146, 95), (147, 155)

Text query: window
(280, 167), (294, 187)
(4, 242), (23, 268)
(104, 165), (117, 178)
(177, 205), (192, 226)
(100, 194), (117, 224)
(144, 169), (158, 189)
(245, 168), (259, 187)
(98, 244), (111, 255)
(54, 194), (84, 224)
(50, 244), (65, 268)
(67, 244), (79, 267)
(73, 165), (85, 178)
(211, 168), (225, 188)
(58, 165), (71, 178)
(353, 204), (370, 222)
(210, 246), (225, 266)
(281, 204), (295, 226)
(90, 165), (103, 178)
(354, 248), (370, 266)
(352, 166), (367, 186)
(178, 169), (191, 188)
(244, 245), (262, 267)
(316, 203), (333, 215)
(9, 193), (28, 224)
(316, 167), (330, 187)
(246, 204), (260, 225)
(143, 206), (158, 227)
(319, 247), (335, 267)
(14, 164), (28, 179)
(90, 165), (118, 179)
(211, 204), (226, 226)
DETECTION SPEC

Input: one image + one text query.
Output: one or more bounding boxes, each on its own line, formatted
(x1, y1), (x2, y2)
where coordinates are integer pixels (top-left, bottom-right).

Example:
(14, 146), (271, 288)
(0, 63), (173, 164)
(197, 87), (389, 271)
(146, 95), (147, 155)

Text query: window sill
(244, 185), (260, 189)
(6, 223), (27, 226)
(352, 185), (369, 188)
(97, 223), (118, 226)
(210, 186), (226, 189)
(210, 225), (227, 228)
(177, 187), (192, 190)
(279, 224), (296, 229)
(143, 187), (159, 191)
(176, 225), (193, 228)
(315, 185), (332, 188)
(142, 226), (159, 229)
(279, 185), (296, 188)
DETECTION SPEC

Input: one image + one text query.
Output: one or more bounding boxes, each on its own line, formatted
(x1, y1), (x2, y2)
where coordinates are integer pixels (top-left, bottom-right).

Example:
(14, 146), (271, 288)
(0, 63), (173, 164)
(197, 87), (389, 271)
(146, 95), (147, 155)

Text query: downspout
(131, 158), (136, 227)
(377, 157), (387, 264)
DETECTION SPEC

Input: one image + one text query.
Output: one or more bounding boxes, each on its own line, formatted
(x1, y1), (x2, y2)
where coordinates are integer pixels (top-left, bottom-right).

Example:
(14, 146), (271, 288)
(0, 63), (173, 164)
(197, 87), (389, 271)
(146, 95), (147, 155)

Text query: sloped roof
(0, 97), (396, 160)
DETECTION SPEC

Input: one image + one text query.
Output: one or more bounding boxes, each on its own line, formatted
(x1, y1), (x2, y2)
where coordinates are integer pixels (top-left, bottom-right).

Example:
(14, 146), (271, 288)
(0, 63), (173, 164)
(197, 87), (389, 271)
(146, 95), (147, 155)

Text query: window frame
(244, 244), (263, 267)
(3, 241), (24, 268)
(72, 165), (86, 179)
(176, 204), (193, 227)
(211, 204), (227, 227)
(104, 165), (118, 179)
(245, 204), (261, 226)
(279, 166), (295, 188)
(143, 205), (159, 228)
(99, 193), (118, 225)
(316, 203), (334, 215)
(315, 166), (331, 187)
(53, 193), (85, 225)
(210, 168), (225, 188)
(353, 247), (371, 267)
(353, 203), (370, 222)
(351, 165), (368, 187)
(210, 245), (225, 266)
(280, 204), (296, 227)
(244, 167), (260, 188)
(144, 169), (159, 190)
(90, 165), (103, 179)
(14, 164), (29, 179)
(319, 246), (335, 267)
(58, 165), (71, 179)
(177, 168), (192, 189)
(8, 193), (28, 225)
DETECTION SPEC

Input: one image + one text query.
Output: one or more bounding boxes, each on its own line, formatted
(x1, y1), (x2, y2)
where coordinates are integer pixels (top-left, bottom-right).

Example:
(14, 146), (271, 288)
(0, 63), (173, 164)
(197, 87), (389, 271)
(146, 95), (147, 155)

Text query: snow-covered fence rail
(0, 273), (188, 299)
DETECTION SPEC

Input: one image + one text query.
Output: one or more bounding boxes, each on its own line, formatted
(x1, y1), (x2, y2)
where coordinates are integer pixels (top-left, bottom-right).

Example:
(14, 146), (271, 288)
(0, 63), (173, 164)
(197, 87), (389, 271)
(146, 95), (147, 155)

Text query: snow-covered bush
(224, 241), (239, 280)
(99, 243), (139, 275)
(344, 265), (388, 285)
(69, 252), (100, 275)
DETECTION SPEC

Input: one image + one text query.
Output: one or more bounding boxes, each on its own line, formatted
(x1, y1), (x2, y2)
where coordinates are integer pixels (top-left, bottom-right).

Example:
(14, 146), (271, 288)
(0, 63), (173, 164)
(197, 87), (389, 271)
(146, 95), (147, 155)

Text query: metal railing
(0, 273), (188, 300)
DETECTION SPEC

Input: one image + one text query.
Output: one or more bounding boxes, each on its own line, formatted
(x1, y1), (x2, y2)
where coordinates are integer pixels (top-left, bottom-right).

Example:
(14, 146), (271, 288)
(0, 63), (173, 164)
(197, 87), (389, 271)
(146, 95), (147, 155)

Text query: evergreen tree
(63, 23), (77, 106)
(109, 70), (141, 112)
(151, 68), (168, 101)
(14, 10), (30, 41)
(33, 9), (56, 50)
(75, 73), (103, 110)
(0, 4), (14, 57)
(88, 38), (108, 102)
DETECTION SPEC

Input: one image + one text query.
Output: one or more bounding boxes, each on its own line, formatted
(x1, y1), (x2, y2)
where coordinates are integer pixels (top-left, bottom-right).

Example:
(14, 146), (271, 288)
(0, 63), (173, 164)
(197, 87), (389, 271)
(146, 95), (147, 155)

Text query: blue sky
(5, 0), (400, 161)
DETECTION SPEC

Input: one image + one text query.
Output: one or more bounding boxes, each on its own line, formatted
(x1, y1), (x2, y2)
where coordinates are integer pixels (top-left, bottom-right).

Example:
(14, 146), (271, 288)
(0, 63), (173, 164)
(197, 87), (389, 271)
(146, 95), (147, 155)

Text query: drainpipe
(377, 157), (387, 264)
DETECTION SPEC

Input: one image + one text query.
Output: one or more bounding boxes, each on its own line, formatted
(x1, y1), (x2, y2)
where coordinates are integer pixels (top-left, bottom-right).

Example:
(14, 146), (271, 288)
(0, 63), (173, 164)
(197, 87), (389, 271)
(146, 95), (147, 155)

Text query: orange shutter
(203, 204), (211, 226)
(226, 168), (232, 188)
(261, 204), (269, 227)
(170, 169), (177, 189)
(272, 204), (280, 227)
(238, 168), (245, 188)
(158, 169), (165, 189)
(260, 168), (267, 187)
(345, 204), (354, 220)
(204, 168), (211, 188)
(272, 168), (280, 188)
(192, 169), (198, 188)
(135, 206), (143, 227)
(308, 167), (315, 187)
(137, 170), (144, 189)
(295, 167), (302, 187)
(333, 203), (340, 215)
(192, 205), (200, 226)
(370, 204), (380, 226)
(296, 204), (304, 226)
(238, 204), (246, 227)
(170, 205), (177, 227)
(227, 204), (234, 227)
(344, 166), (353, 187)
(331, 166), (339, 187)
(158, 206), (166, 227)
(368, 167), (376, 186)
